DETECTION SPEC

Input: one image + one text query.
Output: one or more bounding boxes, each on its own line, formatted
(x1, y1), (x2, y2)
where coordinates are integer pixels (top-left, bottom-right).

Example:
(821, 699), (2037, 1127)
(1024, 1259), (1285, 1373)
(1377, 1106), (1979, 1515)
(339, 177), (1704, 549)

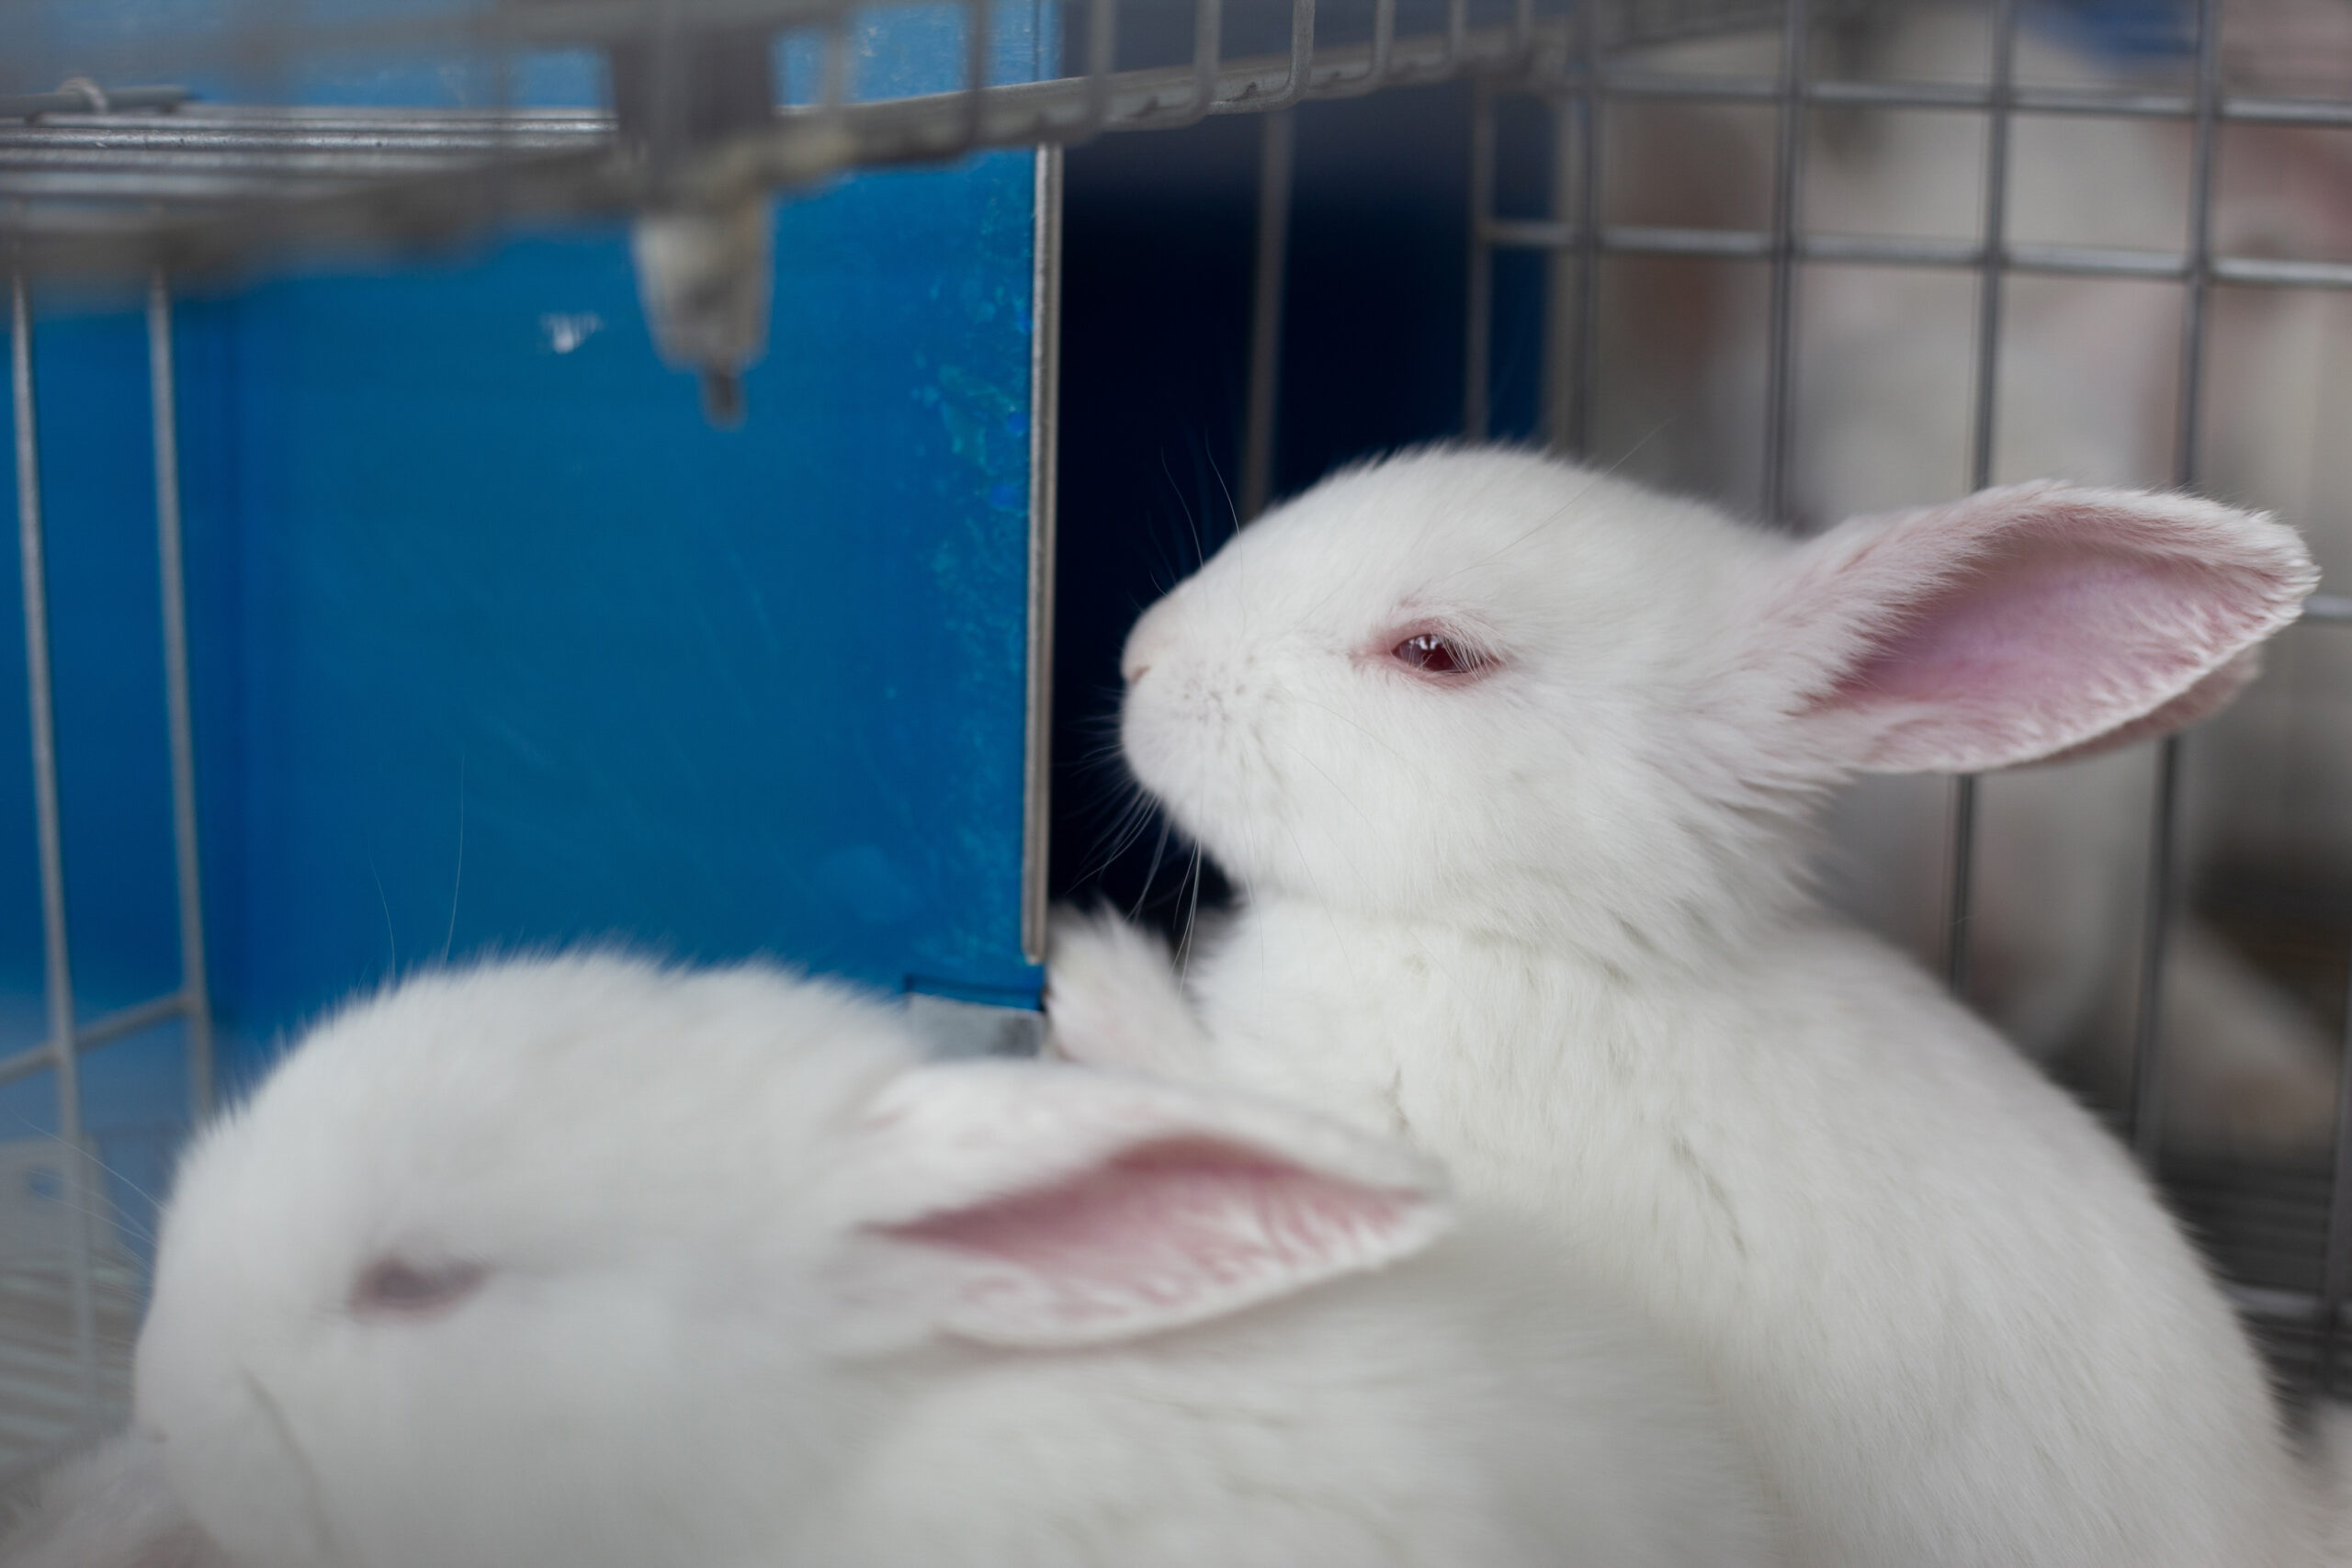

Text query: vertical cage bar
(1464, 83), (1496, 440)
(2130, 739), (2184, 1161)
(1546, 3), (1601, 459)
(1185, 0), (1223, 120)
(2286, 0), (2352, 1377)
(641, 0), (688, 169)
(1573, 12), (1602, 464)
(1240, 107), (1295, 521)
(2169, 5), (2220, 494)
(1942, 774), (1979, 995)
(1759, 0), (1811, 525)
(1944, 0), (2021, 998)
(11, 274), (99, 1417)
(1249, 0), (1315, 112)
(819, 10), (851, 110)
(2324, 951), (2352, 1392)
(1544, 96), (1577, 452)
(2127, 0), (2221, 1166)
(960, 0), (993, 149)
(148, 274), (213, 1118)
(1084, 0), (1118, 130)
(1965, 0), (2020, 490)
(1021, 148), (1063, 967)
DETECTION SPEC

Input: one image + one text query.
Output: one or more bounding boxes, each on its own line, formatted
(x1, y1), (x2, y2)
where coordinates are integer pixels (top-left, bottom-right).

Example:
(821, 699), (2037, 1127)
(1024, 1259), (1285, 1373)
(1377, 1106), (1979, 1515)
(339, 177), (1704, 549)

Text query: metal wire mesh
(0, 0), (1597, 282)
(4, 268), (209, 1483)
(1461, 0), (2352, 1397)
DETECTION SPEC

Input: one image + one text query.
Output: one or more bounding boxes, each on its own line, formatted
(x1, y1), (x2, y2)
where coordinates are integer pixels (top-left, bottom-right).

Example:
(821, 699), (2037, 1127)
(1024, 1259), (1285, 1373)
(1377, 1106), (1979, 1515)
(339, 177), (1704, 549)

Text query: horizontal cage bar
(1480, 218), (2352, 290)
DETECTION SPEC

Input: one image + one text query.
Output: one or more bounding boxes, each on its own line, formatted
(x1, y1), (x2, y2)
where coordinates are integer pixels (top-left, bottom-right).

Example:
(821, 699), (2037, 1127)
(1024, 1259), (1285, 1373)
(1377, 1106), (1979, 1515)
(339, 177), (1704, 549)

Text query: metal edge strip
(1021, 140), (1062, 969)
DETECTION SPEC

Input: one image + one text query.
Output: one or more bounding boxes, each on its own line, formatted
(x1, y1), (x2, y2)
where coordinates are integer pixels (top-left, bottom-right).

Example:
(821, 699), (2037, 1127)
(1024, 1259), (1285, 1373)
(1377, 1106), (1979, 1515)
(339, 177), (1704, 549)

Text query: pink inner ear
(1827, 533), (2230, 772)
(879, 1137), (1418, 1347)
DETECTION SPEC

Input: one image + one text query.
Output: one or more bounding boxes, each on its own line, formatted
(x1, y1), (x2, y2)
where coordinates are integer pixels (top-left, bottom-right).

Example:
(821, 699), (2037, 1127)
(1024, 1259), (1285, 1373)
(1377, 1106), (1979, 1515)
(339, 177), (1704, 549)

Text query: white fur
(133, 954), (1781, 1568)
(1063, 446), (2326, 1566)
(0, 1431), (227, 1568)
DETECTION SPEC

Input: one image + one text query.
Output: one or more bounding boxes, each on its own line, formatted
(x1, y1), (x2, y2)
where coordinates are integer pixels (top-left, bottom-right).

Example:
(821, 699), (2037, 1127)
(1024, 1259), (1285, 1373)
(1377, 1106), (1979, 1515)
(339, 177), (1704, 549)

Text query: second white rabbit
(1051, 446), (2326, 1567)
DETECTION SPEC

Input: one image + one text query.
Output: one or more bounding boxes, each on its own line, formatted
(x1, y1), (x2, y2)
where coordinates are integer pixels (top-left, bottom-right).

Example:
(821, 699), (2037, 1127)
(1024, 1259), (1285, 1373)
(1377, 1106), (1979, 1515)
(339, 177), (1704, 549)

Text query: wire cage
(6, 0), (2352, 1489)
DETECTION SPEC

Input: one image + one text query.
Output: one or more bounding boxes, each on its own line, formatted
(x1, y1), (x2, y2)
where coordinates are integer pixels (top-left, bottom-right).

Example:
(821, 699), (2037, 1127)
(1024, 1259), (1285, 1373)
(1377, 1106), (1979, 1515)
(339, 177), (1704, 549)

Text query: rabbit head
(1118, 447), (2312, 955)
(133, 955), (1450, 1568)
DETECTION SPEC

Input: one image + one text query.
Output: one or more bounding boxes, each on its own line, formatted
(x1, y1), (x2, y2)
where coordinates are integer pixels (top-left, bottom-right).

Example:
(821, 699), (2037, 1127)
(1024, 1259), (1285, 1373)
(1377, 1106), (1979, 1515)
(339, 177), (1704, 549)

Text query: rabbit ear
(1756, 482), (2315, 774)
(834, 1061), (1452, 1350)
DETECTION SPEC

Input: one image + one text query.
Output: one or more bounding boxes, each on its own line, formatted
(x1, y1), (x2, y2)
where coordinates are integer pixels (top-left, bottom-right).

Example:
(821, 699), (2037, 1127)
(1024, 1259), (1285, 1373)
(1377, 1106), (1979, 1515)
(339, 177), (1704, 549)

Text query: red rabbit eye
(351, 1258), (487, 1317)
(1392, 633), (1486, 676)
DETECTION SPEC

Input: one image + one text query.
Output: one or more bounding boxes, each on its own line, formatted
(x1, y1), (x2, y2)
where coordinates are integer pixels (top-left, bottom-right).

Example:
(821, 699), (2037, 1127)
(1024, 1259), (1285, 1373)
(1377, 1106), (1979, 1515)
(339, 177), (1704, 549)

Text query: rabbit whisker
(1162, 446), (1206, 576)
(1131, 818), (1175, 922)
(1174, 844), (1206, 980)
(441, 758), (467, 965)
(369, 862), (398, 978)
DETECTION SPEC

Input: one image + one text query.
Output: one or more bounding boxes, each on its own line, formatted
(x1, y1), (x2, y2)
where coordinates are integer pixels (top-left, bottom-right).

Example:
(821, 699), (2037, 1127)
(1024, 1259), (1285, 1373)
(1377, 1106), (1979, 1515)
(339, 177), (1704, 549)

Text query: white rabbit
(0, 1430), (227, 1568)
(131, 953), (1782, 1568)
(1050, 446), (2327, 1566)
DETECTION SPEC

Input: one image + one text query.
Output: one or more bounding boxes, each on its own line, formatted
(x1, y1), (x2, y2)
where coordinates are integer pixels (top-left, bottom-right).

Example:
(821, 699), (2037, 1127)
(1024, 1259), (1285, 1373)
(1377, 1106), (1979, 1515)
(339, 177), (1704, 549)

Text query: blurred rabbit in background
(1599, 0), (2352, 1156)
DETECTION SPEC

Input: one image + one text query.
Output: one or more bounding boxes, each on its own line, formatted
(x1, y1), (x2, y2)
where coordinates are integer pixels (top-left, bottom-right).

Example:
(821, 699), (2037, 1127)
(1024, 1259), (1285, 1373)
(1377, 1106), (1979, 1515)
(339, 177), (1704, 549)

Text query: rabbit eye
(351, 1258), (487, 1318)
(1391, 632), (1487, 676)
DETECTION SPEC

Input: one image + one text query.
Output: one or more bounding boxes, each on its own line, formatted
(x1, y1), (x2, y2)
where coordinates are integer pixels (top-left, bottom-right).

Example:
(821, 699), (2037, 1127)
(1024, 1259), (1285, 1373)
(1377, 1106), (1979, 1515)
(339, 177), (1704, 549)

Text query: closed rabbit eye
(350, 1257), (487, 1318)
(1389, 631), (1491, 678)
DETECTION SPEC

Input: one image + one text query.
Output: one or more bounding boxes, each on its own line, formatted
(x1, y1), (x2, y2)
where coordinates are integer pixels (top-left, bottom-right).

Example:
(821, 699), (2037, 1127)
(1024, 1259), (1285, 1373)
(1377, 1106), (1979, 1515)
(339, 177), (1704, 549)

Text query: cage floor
(2162, 1156), (2352, 1402)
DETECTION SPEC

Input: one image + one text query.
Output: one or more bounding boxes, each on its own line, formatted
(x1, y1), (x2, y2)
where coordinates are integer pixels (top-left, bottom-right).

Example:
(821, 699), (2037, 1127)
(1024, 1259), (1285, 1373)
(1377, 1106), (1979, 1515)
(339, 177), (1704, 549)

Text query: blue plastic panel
(2, 7), (1052, 1248)
(179, 158), (1046, 1040)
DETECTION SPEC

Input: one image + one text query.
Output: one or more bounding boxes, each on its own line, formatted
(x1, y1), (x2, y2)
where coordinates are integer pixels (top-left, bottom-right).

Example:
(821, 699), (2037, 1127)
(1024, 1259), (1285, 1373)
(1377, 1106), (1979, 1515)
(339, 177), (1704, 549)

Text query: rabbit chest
(1181, 895), (2316, 1568)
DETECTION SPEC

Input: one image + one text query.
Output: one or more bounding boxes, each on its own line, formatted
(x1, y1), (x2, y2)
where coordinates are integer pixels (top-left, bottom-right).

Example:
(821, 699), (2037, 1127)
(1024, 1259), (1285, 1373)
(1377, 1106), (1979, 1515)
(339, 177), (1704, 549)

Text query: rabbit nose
(1122, 615), (1173, 685)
